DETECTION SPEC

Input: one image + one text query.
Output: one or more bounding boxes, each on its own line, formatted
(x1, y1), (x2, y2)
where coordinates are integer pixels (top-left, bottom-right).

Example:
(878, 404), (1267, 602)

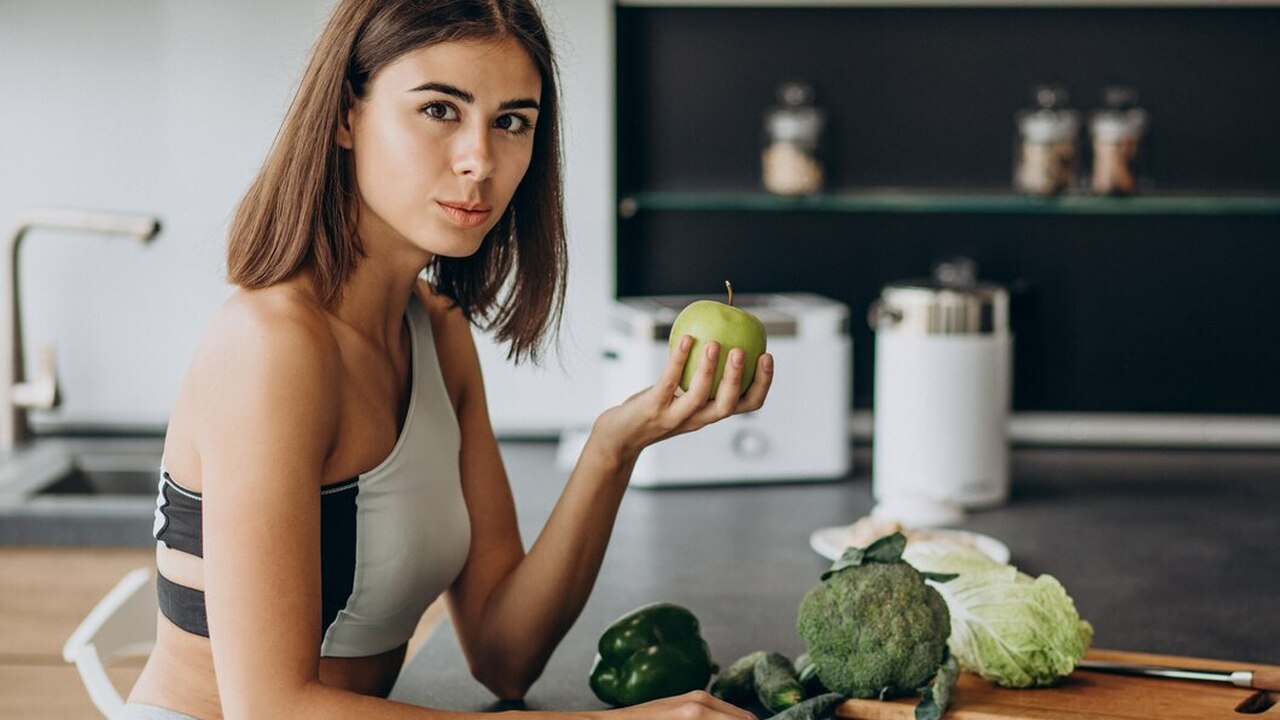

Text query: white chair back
(62, 567), (157, 719)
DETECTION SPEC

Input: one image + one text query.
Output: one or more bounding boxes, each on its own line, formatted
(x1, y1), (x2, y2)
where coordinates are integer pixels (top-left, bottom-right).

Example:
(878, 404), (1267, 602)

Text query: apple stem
(725, 280), (734, 307)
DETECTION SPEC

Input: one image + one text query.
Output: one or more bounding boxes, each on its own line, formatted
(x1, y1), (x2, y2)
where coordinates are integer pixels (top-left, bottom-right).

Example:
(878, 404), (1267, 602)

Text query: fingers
(698, 690), (757, 720)
(672, 340), (720, 413)
(713, 347), (748, 410)
(688, 689), (757, 720)
(686, 349), (771, 426)
(639, 342), (773, 447)
(642, 690), (754, 720)
(657, 334), (695, 401)
(736, 352), (774, 413)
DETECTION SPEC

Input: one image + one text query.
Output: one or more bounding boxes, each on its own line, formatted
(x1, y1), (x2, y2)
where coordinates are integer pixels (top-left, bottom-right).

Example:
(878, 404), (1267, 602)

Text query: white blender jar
(868, 258), (1012, 526)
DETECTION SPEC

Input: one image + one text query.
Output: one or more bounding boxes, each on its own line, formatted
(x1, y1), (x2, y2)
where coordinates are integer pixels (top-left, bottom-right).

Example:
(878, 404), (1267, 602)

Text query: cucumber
(795, 652), (829, 696)
(710, 650), (767, 706)
(754, 651), (805, 713)
(766, 692), (846, 720)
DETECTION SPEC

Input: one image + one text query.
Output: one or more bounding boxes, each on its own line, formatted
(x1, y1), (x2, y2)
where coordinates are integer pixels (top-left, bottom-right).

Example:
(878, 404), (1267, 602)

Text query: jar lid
(1090, 109), (1147, 141)
(1017, 109), (1080, 143)
(764, 81), (824, 144)
(871, 281), (1009, 335)
(1016, 85), (1080, 143)
(765, 105), (824, 144)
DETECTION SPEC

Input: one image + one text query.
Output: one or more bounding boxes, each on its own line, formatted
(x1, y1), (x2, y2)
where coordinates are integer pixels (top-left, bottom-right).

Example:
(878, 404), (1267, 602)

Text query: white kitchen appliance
(868, 263), (1012, 521)
(582, 292), (851, 487)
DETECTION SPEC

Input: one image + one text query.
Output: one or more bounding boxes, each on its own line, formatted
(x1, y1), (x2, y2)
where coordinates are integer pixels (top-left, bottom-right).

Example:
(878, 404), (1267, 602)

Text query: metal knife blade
(1076, 660), (1271, 690)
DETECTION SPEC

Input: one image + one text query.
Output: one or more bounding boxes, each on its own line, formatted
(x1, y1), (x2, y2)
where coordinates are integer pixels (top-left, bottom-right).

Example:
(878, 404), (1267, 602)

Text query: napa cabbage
(904, 539), (1094, 688)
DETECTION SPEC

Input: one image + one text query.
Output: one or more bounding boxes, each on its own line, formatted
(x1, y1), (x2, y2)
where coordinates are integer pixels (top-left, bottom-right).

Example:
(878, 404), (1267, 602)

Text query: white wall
(0, 0), (610, 436)
(472, 0), (613, 435)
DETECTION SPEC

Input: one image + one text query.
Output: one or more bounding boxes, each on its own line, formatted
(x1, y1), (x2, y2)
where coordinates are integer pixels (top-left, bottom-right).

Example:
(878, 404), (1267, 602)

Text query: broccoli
(796, 533), (951, 700)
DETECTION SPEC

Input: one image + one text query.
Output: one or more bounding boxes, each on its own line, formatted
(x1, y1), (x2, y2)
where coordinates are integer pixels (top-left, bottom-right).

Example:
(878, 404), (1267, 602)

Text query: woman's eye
(422, 102), (458, 121)
(495, 113), (533, 135)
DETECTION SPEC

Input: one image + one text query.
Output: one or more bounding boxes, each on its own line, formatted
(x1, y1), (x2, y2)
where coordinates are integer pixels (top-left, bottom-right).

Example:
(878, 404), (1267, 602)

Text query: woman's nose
(451, 126), (495, 181)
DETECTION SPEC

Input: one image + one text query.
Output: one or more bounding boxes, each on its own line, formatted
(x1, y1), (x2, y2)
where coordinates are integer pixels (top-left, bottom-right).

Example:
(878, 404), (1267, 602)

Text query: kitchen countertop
(390, 442), (1280, 712)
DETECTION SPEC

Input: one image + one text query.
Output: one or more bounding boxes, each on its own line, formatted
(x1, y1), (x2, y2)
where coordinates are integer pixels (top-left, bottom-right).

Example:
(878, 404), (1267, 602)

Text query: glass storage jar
(1089, 86), (1148, 196)
(762, 81), (825, 196)
(1013, 85), (1080, 196)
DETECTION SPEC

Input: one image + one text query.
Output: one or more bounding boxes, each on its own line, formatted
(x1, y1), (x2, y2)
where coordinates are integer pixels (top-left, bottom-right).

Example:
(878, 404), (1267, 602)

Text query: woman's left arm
(436, 298), (772, 701)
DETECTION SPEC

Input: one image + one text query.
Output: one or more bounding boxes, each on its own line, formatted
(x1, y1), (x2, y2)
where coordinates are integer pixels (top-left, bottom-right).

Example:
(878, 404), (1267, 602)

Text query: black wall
(614, 5), (1280, 414)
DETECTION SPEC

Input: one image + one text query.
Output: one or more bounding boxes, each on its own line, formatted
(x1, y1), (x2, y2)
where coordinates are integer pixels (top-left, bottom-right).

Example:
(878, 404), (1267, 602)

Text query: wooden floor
(0, 546), (446, 720)
(0, 547), (153, 720)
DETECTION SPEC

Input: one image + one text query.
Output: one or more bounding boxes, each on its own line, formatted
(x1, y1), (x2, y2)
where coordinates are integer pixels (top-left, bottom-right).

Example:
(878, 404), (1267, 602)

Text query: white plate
(809, 525), (1012, 565)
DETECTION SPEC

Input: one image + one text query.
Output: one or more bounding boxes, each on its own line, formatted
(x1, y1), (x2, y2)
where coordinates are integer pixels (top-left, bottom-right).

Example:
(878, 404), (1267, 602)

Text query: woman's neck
(325, 249), (430, 353)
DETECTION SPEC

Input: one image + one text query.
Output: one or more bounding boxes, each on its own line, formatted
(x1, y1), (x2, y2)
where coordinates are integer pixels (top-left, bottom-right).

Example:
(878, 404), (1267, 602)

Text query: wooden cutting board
(835, 649), (1280, 719)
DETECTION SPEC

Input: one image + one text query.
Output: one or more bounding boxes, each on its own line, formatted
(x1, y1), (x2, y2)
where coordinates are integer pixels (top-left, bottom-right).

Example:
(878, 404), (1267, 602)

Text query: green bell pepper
(588, 602), (717, 707)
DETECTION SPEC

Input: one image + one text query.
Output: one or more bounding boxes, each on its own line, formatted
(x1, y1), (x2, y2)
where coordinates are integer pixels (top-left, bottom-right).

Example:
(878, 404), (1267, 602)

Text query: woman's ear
(336, 113), (355, 149)
(336, 81), (356, 149)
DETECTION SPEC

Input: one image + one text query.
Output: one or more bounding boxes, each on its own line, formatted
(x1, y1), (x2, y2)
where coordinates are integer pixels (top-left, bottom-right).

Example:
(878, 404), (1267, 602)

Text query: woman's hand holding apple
(591, 331), (774, 465)
(667, 291), (768, 399)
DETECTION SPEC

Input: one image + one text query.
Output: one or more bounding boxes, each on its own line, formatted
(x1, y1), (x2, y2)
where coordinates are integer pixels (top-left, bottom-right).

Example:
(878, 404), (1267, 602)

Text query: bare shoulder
(166, 286), (342, 482)
(200, 285), (340, 381)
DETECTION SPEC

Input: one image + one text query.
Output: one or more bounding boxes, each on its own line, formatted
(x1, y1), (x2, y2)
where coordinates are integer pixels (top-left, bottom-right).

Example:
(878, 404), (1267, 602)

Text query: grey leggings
(115, 703), (202, 720)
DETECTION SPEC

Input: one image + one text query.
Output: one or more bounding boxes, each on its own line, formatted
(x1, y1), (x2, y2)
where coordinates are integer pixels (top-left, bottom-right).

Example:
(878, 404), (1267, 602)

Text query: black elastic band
(156, 572), (209, 637)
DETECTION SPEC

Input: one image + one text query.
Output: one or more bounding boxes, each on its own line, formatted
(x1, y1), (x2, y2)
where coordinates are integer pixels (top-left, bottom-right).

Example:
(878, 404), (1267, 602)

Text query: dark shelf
(620, 189), (1280, 217)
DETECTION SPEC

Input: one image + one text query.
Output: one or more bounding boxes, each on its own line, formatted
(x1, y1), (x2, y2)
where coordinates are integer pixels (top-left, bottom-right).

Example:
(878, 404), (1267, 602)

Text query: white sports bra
(153, 291), (472, 657)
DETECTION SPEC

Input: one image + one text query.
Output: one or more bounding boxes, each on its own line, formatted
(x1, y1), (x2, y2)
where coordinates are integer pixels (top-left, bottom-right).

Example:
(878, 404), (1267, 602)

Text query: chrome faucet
(1, 209), (161, 454)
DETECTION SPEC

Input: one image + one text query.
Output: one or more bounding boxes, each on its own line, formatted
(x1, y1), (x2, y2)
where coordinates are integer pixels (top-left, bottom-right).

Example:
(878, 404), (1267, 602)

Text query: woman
(123, 1), (773, 719)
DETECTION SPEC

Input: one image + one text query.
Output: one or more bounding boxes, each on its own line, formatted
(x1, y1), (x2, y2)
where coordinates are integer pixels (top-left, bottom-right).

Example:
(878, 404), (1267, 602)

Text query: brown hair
(227, 0), (566, 364)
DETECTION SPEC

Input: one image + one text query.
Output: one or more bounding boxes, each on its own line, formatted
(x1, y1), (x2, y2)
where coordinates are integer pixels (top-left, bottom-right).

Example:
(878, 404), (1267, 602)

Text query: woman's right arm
(193, 300), (347, 718)
(194, 301), (473, 719)
(193, 300), (752, 720)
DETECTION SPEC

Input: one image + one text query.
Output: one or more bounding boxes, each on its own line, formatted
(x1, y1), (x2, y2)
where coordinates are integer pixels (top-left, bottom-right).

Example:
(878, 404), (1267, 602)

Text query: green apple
(667, 281), (768, 398)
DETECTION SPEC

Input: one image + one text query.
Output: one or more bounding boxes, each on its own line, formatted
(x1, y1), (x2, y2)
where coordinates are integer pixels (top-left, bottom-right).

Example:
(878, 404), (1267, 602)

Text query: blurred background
(0, 0), (610, 437)
(2, 1), (1279, 717)
(3, 0), (1277, 446)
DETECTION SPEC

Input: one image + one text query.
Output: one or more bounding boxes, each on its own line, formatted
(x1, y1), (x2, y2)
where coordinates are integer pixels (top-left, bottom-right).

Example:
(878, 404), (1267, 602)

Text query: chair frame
(62, 566), (157, 719)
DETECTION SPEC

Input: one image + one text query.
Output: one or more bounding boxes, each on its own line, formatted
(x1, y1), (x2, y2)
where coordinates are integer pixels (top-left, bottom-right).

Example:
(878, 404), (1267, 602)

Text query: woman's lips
(437, 201), (493, 228)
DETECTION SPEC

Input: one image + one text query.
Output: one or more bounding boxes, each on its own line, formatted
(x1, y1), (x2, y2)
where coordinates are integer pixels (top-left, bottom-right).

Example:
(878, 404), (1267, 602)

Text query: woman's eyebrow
(408, 81), (539, 111)
(409, 81), (474, 102)
(499, 97), (540, 111)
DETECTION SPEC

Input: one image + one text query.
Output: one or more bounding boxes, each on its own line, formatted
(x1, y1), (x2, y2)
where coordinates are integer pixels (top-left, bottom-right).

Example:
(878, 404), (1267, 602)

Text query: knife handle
(1251, 668), (1280, 692)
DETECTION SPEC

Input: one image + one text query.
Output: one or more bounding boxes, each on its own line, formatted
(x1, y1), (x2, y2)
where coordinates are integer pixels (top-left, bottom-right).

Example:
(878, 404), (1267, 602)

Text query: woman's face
(338, 37), (542, 261)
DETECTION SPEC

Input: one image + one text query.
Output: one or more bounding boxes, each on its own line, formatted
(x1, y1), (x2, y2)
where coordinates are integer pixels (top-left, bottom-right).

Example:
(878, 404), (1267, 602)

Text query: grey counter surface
(391, 442), (1279, 712)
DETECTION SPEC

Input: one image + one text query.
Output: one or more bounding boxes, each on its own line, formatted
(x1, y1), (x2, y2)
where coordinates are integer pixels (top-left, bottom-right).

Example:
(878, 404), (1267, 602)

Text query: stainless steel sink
(36, 467), (159, 496)
(0, 437), (164, 546)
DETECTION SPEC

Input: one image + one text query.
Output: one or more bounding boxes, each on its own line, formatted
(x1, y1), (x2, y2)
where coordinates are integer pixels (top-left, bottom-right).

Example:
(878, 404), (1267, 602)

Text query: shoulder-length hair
(227, 0), (566, 364)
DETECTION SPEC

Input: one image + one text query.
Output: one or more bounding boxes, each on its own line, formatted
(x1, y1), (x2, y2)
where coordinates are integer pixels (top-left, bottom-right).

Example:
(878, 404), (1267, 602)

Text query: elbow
(221, 680), (326, 720)
(471, 657), (544, 701)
